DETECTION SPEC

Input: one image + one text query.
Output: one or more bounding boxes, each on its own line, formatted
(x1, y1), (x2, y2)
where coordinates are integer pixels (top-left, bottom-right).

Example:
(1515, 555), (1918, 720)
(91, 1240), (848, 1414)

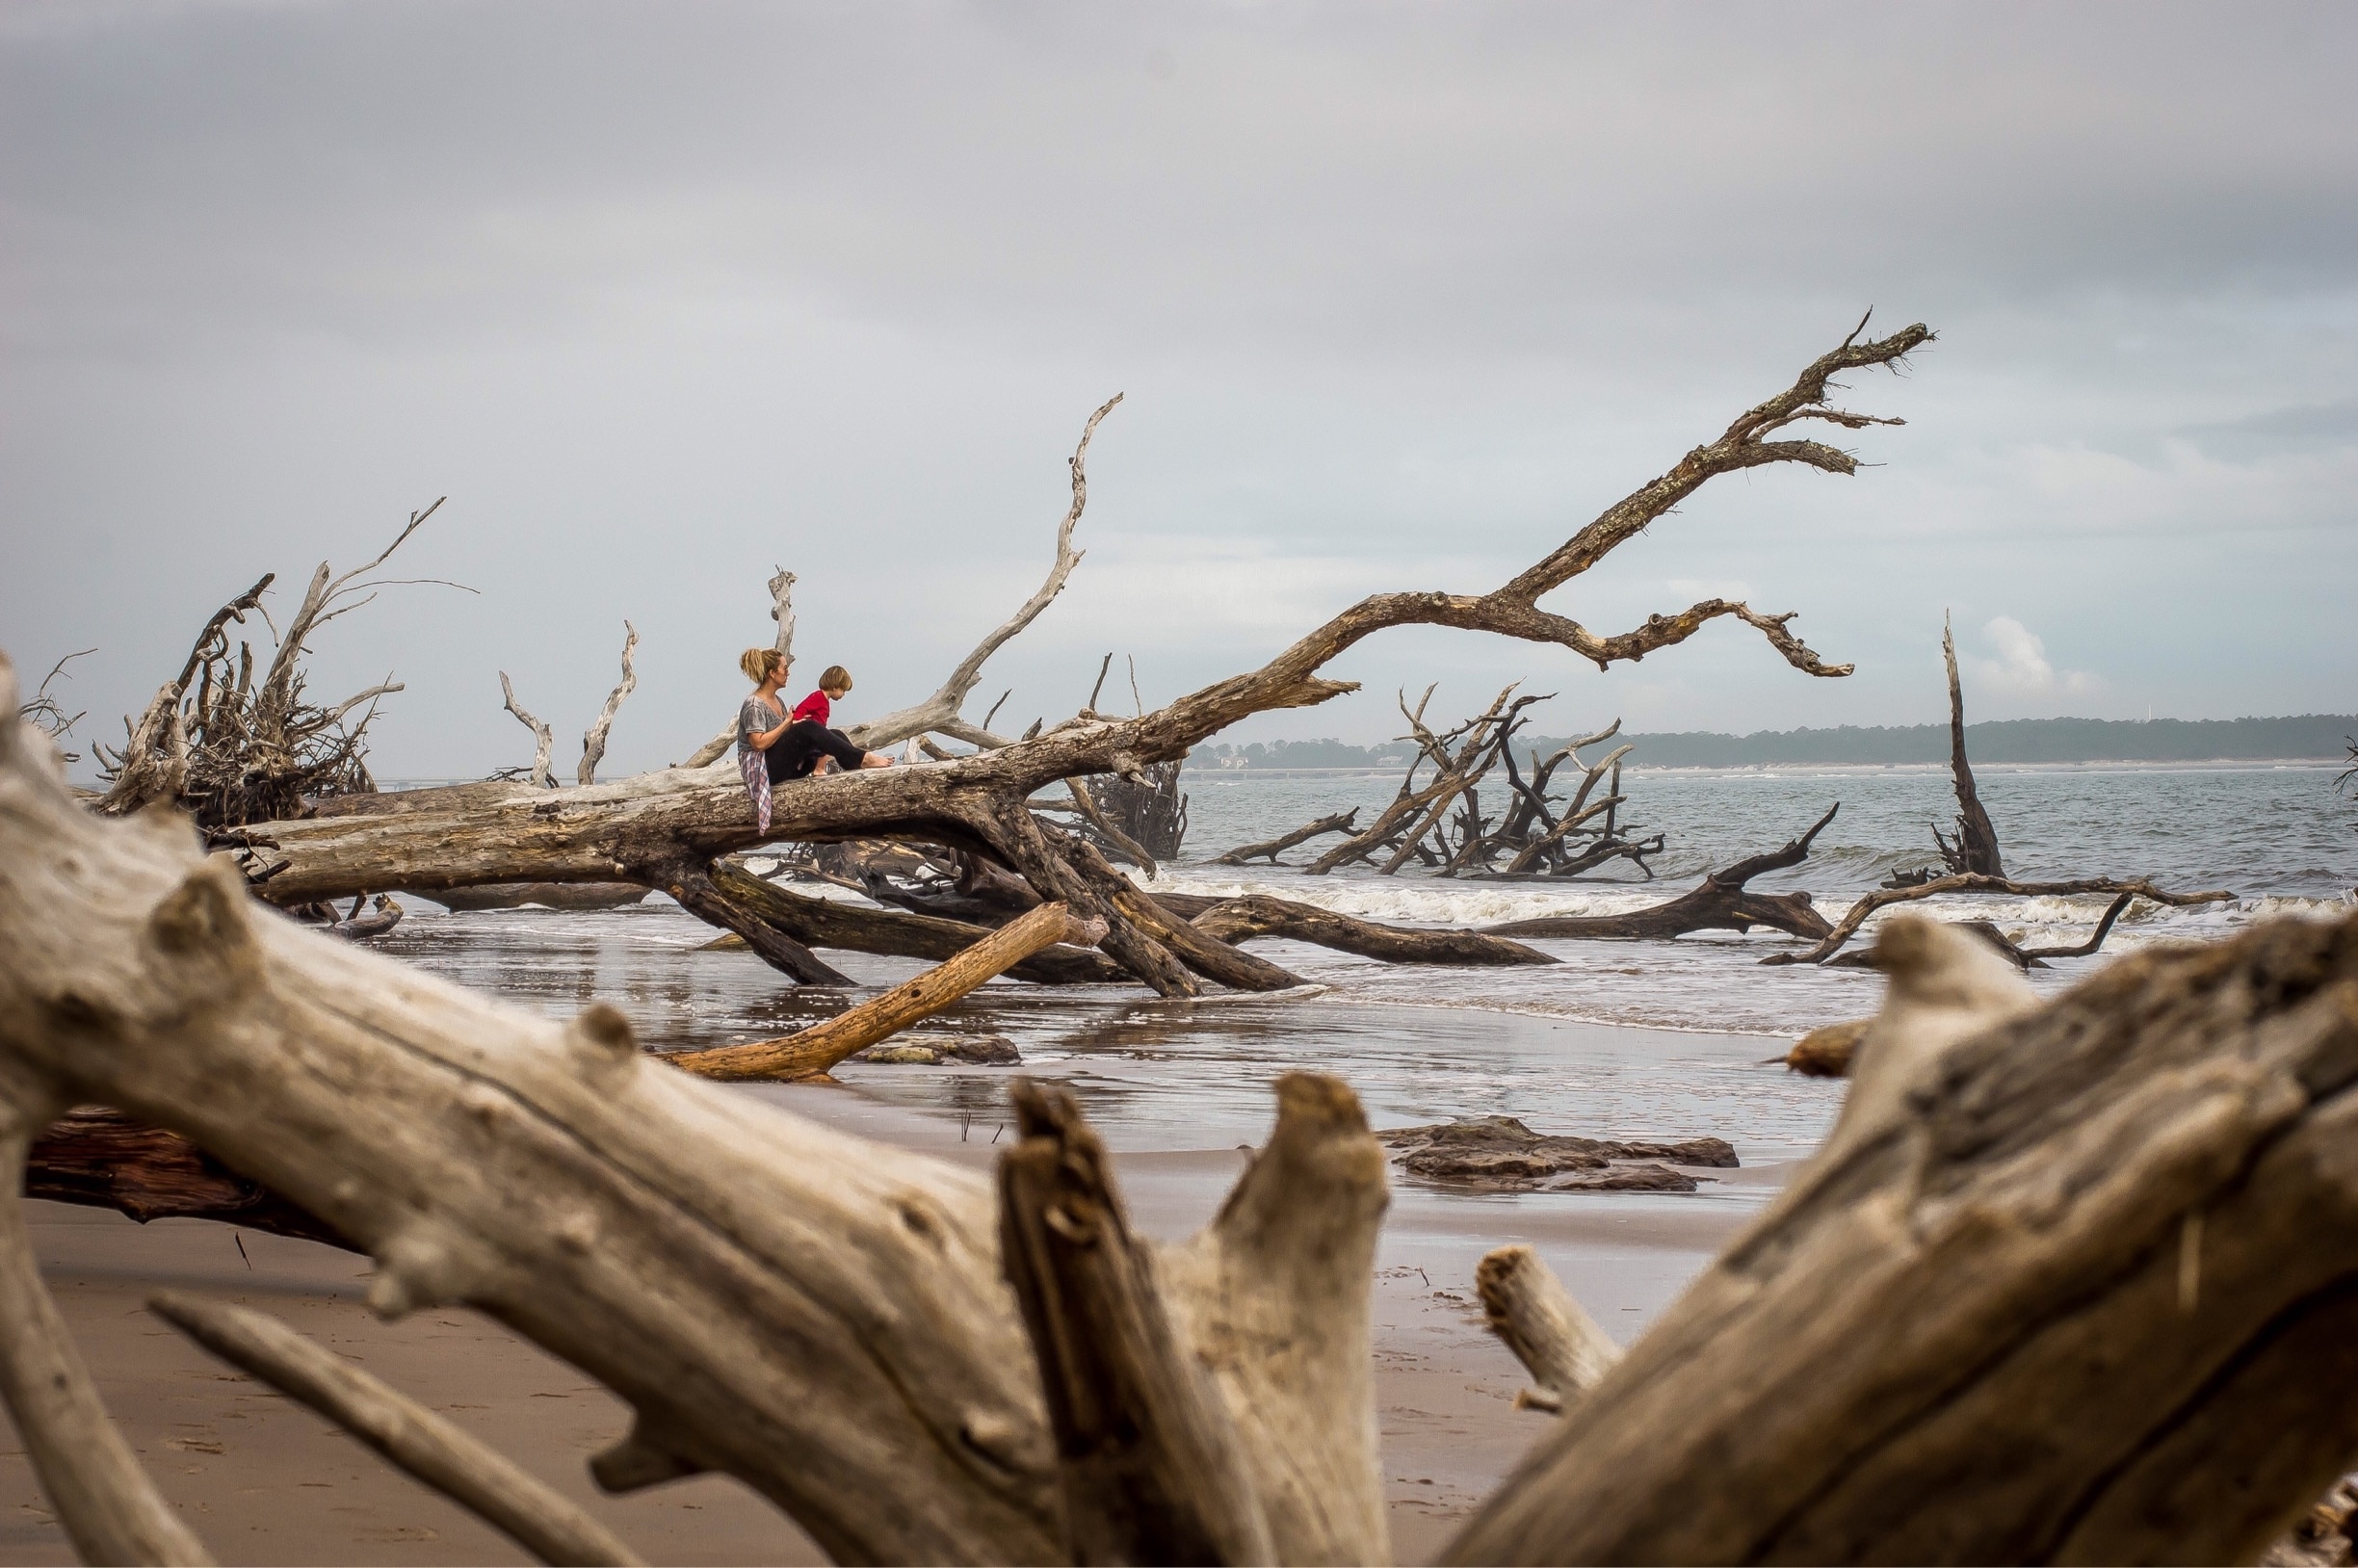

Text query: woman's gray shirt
(738, 694), (784, 757)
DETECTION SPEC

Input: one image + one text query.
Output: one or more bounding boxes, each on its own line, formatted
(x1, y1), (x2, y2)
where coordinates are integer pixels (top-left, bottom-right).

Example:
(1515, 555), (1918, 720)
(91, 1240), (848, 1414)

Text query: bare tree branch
(150, 1292), (642, 1567)
(578, 621), (639, 786)
(852, 394), (1122, 749)
(500, 672), (557, 790)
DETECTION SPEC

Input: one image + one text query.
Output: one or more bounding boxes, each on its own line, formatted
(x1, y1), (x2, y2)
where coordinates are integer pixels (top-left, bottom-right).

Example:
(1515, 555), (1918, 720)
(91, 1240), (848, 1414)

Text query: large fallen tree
(148, 321), (1932, 994)
(10, 659), (2358, 1565)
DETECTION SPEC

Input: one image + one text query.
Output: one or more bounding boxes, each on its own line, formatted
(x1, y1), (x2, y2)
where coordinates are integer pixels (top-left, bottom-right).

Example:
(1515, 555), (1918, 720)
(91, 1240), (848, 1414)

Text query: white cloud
(1974, 614), (2103, 697)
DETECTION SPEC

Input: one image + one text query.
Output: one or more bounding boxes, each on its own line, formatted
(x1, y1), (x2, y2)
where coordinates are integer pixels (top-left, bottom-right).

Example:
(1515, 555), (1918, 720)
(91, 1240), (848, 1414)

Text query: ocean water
(1150, 762), (2358, 1035)
(378, 762), (2355, 1163)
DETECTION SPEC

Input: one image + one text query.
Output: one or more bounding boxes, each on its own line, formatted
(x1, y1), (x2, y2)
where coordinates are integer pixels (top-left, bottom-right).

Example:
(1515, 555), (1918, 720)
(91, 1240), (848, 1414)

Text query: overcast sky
(5, 1), (2353, 780)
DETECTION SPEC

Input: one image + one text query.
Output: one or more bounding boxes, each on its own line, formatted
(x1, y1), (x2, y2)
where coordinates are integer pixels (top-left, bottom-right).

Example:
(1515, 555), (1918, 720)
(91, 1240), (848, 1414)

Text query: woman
(735, 648), (795, 832)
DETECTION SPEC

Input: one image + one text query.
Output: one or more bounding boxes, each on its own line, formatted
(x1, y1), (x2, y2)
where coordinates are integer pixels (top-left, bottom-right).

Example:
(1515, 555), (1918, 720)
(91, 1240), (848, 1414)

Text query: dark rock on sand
(851, 1032), (1022, 1066)
(1376, 1115), (1736, 1193)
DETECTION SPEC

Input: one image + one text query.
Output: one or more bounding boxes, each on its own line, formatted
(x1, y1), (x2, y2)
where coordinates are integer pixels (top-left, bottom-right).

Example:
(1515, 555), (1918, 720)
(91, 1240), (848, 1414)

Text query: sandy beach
(1, 1069), (1773, 1566)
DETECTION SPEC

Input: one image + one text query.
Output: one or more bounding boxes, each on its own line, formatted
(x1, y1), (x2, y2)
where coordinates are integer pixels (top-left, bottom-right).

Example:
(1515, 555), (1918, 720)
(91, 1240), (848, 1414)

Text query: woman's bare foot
(861, 752), (893, 768)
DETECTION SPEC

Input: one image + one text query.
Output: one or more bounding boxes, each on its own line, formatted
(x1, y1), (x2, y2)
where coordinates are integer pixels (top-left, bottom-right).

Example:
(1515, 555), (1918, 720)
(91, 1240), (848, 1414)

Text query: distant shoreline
(1185, 758), (2350, 781)
(1195, 714), (2358, 772)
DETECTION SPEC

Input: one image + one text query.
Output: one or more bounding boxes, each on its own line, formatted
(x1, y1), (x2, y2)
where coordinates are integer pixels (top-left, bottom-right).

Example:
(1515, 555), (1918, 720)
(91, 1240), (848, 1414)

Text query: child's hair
(739, 647), (786, 684)
(819, 665), (852, 693)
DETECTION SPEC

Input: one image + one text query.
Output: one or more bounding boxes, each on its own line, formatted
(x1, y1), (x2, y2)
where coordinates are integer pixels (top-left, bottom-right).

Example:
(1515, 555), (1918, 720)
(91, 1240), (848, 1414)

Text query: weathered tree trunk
(1181, 893), (1557, 967)
(500, 671), (558, 789)
(1446, 911), (2358, 1565)
(704, 862), (1124, 983)
(1483, 804), (1841, 942)
(861, 876), (1556, 971)
(577, 621), (639, 787)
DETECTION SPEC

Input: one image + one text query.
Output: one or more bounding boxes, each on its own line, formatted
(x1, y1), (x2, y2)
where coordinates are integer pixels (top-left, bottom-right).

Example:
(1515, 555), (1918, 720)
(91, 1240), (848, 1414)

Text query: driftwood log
(667, 902), (1106, 1082)
(1763, 872), (2234, 966)
(704, 863), (1124, 984)
(189, 324), (1934, 993)
(14, 662), (2358, 1562)
(1177, 893), (1557, 967)
(1211, 808), (1358, 866)
(1483, 802), (1842, 942)
(25, 1108), (352, 1247)
(867, 874), (1558, 970)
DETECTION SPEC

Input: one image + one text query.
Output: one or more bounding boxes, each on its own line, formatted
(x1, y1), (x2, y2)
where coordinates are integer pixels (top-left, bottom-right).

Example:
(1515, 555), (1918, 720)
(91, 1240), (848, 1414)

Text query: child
(770, 664), (892, 782)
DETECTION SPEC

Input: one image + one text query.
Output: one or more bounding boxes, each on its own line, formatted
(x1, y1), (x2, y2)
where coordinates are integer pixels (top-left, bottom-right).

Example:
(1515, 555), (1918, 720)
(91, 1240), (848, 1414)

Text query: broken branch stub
(998, 1079), (1275, 1565)
(1475, 1245), (1623, 1415)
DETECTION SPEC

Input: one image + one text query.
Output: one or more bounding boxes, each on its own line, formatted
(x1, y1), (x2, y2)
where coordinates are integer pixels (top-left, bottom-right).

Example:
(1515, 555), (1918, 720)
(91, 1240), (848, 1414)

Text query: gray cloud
(4, 1), (2353, 779)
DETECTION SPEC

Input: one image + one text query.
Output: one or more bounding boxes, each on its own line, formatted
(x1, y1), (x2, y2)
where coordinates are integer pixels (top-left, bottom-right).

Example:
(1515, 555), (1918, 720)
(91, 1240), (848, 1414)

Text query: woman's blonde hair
(819, 665), (852, 693)
(739, 647), (786, 684)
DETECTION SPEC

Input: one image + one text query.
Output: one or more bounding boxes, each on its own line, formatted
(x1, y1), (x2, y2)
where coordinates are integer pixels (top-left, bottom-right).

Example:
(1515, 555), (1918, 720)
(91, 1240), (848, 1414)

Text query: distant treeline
(1192, 716), (2357, 770)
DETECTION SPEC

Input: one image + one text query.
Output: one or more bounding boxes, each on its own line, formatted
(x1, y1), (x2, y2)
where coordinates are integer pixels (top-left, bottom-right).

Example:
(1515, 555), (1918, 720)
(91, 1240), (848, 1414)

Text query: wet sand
(1, 1081), (1782, 1565)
